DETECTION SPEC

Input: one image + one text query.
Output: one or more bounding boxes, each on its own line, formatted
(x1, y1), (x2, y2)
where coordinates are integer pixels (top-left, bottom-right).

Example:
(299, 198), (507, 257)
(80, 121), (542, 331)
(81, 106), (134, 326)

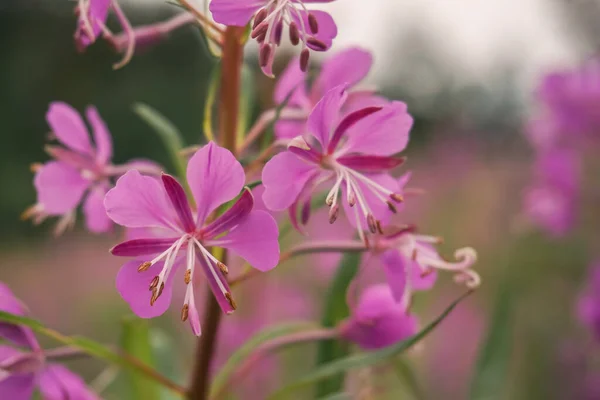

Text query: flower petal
(46, 102), (93, 156)
(116, 260), (174, 318)
(39, 364), (99, 400)
(342, 173), (400, 228)
(187, 290), (202, 336)
(207, 211), (280, 272)
(161, 174), (195, 232)
(0, 372), (35, 400)
(83, 186), (112, 233)
(76, 0), (111, 48)
(327, 106), (383, 153)
(196, 254), (235, 314)
(274, 56), (310, 107)
(336, 155), (405, 172)
(104, 170), (181, 232)
(0, 284), (37, 349)
(111, 238), (179, 257)
(274, 119), (306, 140)
(380, 249), (407, 302)
(34, 161), (89, 215)
(202, 188), (254, 239)
(85, 106), (112, 165)
(342, 101), (413, 156)
(306, 85), (347, 148)
(314, 47), (373, 96)
(187, 142), (245, 225)
(291, 10), (337, 50)
(262, 152), (319, 211)
(209, 0), (263, 26)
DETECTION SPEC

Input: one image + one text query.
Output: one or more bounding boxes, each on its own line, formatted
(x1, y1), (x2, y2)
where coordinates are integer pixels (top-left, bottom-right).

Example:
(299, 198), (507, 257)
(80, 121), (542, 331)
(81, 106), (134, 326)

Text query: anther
(184, 269), (192, 284)
(307, 37), (327, 51)
(217, 262), (229, 275)
(274, 21), (283, 46)
(308, 13), (319, 34)
(253, 8), (268, 29)
(259, 44), (272, 68)
(225, 292), (237, 310)
(376, 220), (384, 235)
(251, 24), (268, 40)
(420, 268), (434, 278)
(367, 214), (377, 234)
(348, 192), (356, 207)
(301, 201), (311, 225)
(30, 163), (42, 173)
(150, 289), (158, 306)
(386, 201), (398, 213)
(138, 262), (152, 272)
(328, 204), (339, 224)
(363, 235), (370, 249)
(300, 48), (310, 72)
(256, 31), (267, 44)
(411, 248), (418, 261)
(390, 193), (404, 203)
(149, 276), (159, 290)
(289, 22), (300, 45)
(181, 304), (189, 322)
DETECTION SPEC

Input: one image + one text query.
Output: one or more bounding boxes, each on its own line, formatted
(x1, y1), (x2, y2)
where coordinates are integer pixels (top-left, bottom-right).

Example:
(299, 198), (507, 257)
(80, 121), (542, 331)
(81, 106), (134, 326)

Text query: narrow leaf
(269, 291), (473, 399)
(203, 63), (221, 143)
(133, 103), (187, 180)
(0, 311), (186, 395)
(210, 322), (319, 399)
(120, 318), (160, 400)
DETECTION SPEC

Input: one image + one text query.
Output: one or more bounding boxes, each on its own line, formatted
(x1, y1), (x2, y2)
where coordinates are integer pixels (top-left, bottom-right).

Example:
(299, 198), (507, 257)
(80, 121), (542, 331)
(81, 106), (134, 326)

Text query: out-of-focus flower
(24, 102), (161, 235)
(105, 142), (280, 336)
(0, 282), (99, 400)
(577, 262), (600, 341)
(338, 284), (418, 350)
(273, 47), (380, 140)
(74, 0), (111, 52)
(209, 0), (338, 77)
(523, 148), (579, 237)
(262, 85), (412, 244)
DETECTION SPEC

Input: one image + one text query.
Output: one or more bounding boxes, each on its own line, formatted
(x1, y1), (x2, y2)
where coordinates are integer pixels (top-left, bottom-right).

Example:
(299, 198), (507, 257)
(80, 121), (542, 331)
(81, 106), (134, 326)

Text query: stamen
(366, 214), (377, 234)
(289, 21), (300, 45)
(138, 262), (152, 272)
(217, 262), (229, 275)
(184, 269), (192, 284)
(376, 220), (384, 235)
(306, 37), (327, 51)
(259, 44), (272, 67)
(253, 8), (268, 29)
(328, 204), (339, 224)
(390, 193), (404, 203)
(149, 276), (159, 290)
(386, 201), (397, 213)
(308, 13), (319, 34)
(30, 163), (42, 173)
(251, 24), (268, 39)
(274, 20), (283, 46)
(225, 292), (238, 310)
(300, 48), (310, 72)
(181, 304), (189, 322)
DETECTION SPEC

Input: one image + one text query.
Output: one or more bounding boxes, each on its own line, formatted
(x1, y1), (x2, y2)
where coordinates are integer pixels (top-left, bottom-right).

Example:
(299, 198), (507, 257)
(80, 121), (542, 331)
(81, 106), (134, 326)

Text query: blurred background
(1, 0), (600, 399)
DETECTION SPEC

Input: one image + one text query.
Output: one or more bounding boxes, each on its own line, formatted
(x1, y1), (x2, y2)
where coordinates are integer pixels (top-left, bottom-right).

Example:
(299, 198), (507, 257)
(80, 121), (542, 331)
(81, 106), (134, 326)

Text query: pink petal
(342, 173), (400, 228)
(261, 152), (320, 211)
(0, 371), (35, 400)
(85, 106), (112, 165)
(202, 189), (254, 238)
(83, 186), (112, 233)
(336, 155), (405, 172)
(39, 364), (99, 400)
(196, 254), (235, 314)
(104, 170), (181, 232)
(380, 249), (407, 302)
(187, 142), (245, 225)
(76, 0), (111, 48)
(161, 174), (195, 232)
(306, 85), (347, 148)
(209, 0), (264, 26)
(314, 47), (373, 96)
(34, 161), (89, 215)
(274, 56), (310, 107)
(327, 106), (383, 153)
(342, 101), (413, 156)
(111, 238), (179, 257)
(46, 102), (93, 156)
(116, 260), (174, 319)
(291, 10), (337, 50)
(274, 119), (306, 140)
(0, 284), (38, 349)
(207, 211), (280, 272)
(187, 291), (202, 336)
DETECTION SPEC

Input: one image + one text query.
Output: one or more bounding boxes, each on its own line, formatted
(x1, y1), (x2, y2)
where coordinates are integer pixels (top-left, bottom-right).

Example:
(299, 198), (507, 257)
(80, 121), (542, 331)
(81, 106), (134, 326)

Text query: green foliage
(120, 318), (160, 400)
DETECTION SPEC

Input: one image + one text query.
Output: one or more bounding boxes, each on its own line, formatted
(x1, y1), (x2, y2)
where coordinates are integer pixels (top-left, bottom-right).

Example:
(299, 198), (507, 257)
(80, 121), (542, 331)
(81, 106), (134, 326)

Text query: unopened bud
(308, 13), (319, 34)
(300, 48), (310, 72)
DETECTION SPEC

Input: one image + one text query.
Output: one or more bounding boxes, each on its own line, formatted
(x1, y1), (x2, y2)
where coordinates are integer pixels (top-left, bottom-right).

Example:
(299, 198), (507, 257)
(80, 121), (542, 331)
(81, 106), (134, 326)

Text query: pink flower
(338, 284), (418, 350)
(523, 148), (579, 237)
(74, 0), (111, 51)
(0, 282), (99, 400)
(24, 102), (161, 235)
(273, 47), (381, 140)
(577, 262), (600, 341)
(261, 85), (412, 244)
(209, 0), (338, 77)
(105, 142), (280, 336)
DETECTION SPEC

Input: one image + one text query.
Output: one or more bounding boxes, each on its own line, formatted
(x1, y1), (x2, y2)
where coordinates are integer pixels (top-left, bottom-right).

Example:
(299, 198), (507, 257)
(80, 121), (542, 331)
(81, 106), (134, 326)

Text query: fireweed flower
(23, 102), (161, 235)
(105, 142), (280, 336)
(261, 85), (412, 244)
(577, 262), (600, 341)
(209, 0), (338, 77)
(523, 148), (579, 237)
(273, 47), (380, 140)
(0, 282), (99, 399)
(338, 284), (418, 350)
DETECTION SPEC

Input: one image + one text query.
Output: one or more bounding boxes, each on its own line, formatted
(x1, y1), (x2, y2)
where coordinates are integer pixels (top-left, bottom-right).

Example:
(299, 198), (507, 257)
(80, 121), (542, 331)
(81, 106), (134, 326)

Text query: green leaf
(120, 318), (159, 400)
(237, 65), (256, 144)
(469, 281), (513, 400)
(317, 393), (352, 400)
(314, 252), (362, 396)
(210, 322), (319, 399)
(393, 358), (425, 400)
(133, 103), (187, 180)
(0, 311), (186, 396)
(203, 63), (221, 143)
(269, 291), (473, 399)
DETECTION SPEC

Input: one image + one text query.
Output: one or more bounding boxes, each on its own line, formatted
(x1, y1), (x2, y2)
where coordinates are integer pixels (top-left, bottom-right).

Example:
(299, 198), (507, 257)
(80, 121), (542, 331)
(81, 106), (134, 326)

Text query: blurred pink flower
(0, 283), (99, 400)
(577, 262), (600, 341)
(25, 102), (161, 235)
(74, 0), (111, 51)
(210, 0), (338, 76)
(338, 284), (418, 350)
(106, 142), (280, 335)
(262, 85), (411, 244)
